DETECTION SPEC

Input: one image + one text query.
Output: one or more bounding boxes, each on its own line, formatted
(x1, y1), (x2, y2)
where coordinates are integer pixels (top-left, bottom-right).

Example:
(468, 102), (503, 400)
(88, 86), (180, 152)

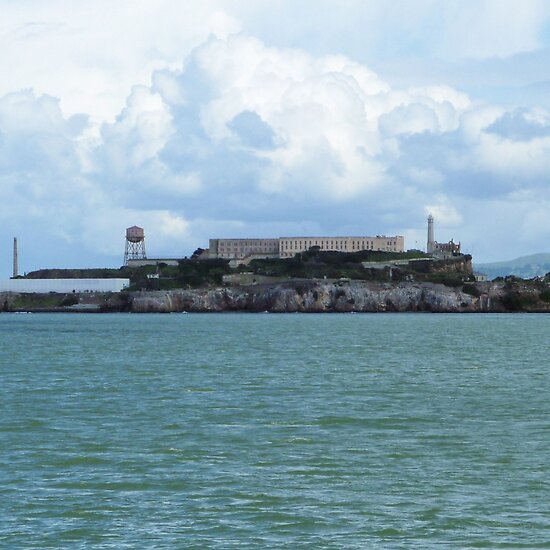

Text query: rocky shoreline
(3, 279), (550, 313)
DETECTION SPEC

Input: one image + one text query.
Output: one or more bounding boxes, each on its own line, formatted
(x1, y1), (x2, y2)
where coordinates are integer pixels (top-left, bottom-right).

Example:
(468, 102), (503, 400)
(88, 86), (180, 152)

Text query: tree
(191, 247), (205, 259)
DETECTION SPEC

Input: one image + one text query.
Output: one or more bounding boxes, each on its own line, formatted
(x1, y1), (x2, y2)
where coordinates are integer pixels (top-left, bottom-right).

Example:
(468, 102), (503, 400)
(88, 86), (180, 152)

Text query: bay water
(1, 313), (550, 548)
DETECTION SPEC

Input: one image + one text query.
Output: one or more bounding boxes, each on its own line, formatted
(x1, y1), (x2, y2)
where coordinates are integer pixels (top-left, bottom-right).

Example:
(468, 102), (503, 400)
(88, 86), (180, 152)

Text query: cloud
(4, 29), (550, 276)
(3, 0), (548, 128)
(227, 110), (276, 150)
(424, 201), (463, 227)
(80, 208), (190, 256)
(91, 34), (550, 247)
(435, 0), (547, 59)
(235, 0), (550, 61)
(0, 0), (243, 123)
(487, 108), (550, 141)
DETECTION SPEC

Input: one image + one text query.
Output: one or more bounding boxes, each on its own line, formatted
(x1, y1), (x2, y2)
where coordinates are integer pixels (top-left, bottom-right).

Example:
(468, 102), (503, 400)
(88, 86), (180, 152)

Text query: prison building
(208, 235), (404, 262)
(208, 238), (280, 261)
(278, 236), (405, 258)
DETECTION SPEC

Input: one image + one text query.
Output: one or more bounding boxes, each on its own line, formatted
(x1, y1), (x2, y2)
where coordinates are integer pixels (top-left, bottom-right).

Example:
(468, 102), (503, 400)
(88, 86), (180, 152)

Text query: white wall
(0, 278), (130, 293)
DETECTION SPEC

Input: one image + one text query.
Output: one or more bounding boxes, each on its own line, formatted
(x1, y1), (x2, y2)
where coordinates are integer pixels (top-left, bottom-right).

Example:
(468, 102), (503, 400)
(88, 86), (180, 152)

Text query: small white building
(473, 272), (488, 282)
(0, 278), (130, 293)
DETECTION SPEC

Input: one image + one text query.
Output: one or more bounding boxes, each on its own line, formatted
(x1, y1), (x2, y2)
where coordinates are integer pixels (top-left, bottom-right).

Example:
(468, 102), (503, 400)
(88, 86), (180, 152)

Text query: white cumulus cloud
(3, 29), (550, 274)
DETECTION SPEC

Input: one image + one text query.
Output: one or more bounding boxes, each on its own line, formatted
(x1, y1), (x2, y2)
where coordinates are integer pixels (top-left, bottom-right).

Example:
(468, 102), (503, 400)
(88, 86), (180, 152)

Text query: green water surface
(1, 313), (550, 548)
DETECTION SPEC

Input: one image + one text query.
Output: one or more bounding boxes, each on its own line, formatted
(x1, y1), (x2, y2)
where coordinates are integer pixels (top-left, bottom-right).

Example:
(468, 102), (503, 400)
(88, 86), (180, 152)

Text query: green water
(1, 313), (550, 548)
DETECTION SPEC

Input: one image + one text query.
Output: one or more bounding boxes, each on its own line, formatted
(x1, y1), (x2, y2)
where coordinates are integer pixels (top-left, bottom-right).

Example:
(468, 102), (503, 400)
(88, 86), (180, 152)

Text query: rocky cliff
(128, 280), (489, 313)
(4, 278), (550, 313)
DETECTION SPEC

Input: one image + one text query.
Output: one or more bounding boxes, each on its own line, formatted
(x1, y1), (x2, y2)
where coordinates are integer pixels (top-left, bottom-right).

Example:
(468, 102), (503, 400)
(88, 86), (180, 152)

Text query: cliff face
(431, 255), (473, 275)
(129, 280), (483, 313)
(3, 278), (549, 313)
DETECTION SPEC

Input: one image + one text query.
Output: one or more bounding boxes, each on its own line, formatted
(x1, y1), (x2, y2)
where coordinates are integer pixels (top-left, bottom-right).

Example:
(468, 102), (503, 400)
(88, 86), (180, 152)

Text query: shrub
(60, 296), (79, 307)
(501, 292), (523, 311)
(429, 274), (463, 287)
(462, 284), (481, 298)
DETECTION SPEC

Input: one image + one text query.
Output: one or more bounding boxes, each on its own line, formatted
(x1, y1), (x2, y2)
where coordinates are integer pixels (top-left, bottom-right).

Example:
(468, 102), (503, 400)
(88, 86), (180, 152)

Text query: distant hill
(475, 253), (550, 280)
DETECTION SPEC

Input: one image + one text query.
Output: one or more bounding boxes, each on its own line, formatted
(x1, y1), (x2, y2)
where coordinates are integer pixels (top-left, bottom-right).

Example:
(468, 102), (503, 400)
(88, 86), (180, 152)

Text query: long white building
(0, 278), (130, 293)
(278, 236), (404, 258)
(209, 235), (404, 262)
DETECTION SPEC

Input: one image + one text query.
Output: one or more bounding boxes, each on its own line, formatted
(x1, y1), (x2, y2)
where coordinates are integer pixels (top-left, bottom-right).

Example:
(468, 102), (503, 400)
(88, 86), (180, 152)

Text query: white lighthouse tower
(427, 214), (435, 254)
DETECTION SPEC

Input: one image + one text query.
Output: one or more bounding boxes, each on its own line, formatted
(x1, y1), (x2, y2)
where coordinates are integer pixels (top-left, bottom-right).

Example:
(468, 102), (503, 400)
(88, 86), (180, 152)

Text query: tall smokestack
(13, 237), (18, 278)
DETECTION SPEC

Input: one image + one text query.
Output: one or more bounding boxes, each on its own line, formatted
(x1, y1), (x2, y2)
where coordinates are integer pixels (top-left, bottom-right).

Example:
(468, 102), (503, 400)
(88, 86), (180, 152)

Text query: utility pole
(13, 237), (18, 279)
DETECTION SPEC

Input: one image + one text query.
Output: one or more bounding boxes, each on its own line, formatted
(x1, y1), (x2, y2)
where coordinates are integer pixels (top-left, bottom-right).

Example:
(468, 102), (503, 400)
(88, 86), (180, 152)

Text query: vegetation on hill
(24, 261), (232, 290)
(25, 268), (129, 279)
(12, 252), (550, 313)
(493, 275), (550, 311)
(248, 248), (470, 285)
(24, 249), (474, 289)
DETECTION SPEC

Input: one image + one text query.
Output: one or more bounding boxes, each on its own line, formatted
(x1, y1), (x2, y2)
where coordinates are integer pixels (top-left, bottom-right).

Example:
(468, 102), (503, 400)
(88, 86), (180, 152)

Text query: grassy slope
(23, 250), (470, 289)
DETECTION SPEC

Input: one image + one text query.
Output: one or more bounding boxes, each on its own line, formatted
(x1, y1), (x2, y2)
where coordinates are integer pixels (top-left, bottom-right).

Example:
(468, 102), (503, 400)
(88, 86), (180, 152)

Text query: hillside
(475, 253), (550, 280)
(24, 250), (470, 290)
(5, 276), (550, 313)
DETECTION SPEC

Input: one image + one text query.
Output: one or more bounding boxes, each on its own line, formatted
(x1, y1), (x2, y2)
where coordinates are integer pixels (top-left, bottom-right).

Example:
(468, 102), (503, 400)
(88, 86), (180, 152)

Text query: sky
(2, 0), (550, 276)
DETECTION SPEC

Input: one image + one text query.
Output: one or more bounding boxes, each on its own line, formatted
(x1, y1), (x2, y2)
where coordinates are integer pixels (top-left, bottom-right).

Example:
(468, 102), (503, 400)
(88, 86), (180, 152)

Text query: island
(2, 249), (550, 313)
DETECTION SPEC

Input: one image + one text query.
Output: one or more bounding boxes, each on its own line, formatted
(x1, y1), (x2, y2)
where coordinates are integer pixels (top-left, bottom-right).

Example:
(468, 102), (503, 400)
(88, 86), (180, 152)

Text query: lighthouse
(427, 214), (435, 254)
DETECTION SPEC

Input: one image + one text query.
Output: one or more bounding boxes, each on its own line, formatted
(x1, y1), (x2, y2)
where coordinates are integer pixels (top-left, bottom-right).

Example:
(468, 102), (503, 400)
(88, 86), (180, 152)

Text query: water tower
(124, 226), (147, 265)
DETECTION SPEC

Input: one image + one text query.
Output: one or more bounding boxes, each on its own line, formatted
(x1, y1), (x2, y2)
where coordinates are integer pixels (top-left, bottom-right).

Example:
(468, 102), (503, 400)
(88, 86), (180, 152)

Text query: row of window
(219, 241), (277, 247)
(219, 249), (273, 254)
(215, 238), (401, 258)
(220, 246), (399, 253)
(281, 241), (396, 250)
(218, 239), (400, 251)
(280, 245), (399, 256)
